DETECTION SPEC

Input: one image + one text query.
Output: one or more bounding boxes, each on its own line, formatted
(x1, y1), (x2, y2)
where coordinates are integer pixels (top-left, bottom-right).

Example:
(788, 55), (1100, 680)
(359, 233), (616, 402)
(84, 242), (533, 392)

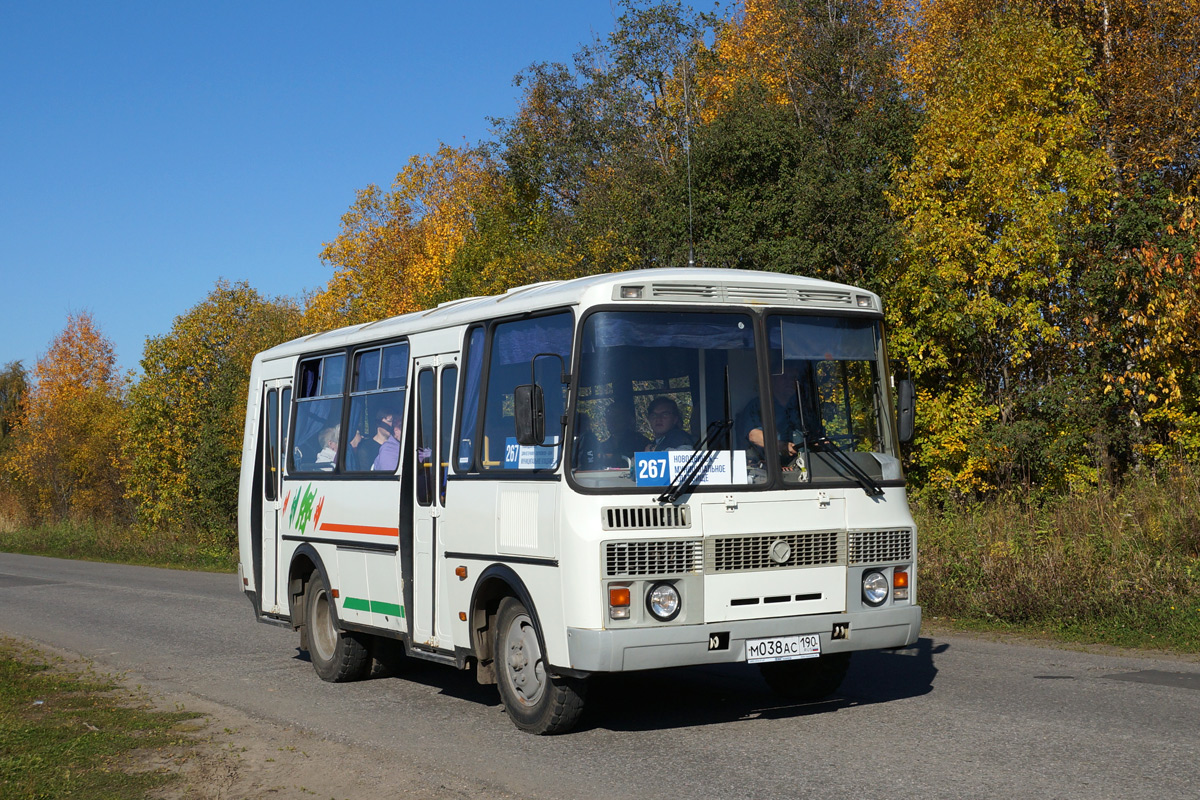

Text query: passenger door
(260, 380), (290, 614)
(410, 355), (458, 649)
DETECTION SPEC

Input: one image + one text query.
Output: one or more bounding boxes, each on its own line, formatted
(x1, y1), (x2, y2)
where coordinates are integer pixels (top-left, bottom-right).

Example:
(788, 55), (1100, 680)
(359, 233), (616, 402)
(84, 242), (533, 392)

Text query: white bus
(238, 268), (920, 734)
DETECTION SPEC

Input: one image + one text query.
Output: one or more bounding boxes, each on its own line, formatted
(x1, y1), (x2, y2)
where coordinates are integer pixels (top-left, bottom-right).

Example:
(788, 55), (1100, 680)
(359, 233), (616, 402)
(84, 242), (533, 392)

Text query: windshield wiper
(657, 418), (733, 504)
(809, 436), (884, 496)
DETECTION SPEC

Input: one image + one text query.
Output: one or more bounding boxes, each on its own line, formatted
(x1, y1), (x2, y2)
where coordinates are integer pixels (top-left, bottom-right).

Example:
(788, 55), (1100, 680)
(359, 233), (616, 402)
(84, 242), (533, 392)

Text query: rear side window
(291, 354), (346, 474)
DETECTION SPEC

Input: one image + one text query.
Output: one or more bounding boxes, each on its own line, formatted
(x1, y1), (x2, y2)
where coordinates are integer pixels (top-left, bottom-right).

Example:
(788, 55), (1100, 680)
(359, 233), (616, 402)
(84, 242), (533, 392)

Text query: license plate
(745, 634), (821, 663)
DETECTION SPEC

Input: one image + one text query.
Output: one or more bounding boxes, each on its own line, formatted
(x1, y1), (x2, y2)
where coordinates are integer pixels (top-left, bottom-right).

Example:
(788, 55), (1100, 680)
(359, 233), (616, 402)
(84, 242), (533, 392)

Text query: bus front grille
(605, 540), (704, 577)
(849, 529), (913, 564)
(705, 530), (843, 573)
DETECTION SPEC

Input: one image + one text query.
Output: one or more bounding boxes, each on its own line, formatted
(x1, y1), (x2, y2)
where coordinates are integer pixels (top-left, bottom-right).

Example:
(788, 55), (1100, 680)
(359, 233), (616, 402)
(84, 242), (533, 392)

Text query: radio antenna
(681, 49), (696, 268)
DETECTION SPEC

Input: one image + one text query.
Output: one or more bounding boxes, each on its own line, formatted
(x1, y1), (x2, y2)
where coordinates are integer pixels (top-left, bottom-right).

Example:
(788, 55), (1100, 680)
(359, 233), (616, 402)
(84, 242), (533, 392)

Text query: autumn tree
(886, 9), (1111, 496)
(635, 0), (916, 287)
(5, 313), (129, 523)
(125, 281), (302, 541)
(306, 144), (508, 330)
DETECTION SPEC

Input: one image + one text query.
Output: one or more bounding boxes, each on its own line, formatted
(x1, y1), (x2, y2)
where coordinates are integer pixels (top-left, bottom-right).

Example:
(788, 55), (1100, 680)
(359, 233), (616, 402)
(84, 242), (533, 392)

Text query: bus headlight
(646, 582), (681, 622)
(862, 571), (889, 607)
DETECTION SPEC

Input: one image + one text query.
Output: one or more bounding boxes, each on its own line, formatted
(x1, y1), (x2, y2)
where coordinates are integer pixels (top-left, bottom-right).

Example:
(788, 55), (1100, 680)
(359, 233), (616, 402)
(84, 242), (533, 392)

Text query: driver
(738, 364), (807, 463)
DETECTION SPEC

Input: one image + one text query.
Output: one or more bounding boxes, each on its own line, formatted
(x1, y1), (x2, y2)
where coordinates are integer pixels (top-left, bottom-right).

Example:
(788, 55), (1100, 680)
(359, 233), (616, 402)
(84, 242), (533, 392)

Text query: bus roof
(256, 267), (881, 362)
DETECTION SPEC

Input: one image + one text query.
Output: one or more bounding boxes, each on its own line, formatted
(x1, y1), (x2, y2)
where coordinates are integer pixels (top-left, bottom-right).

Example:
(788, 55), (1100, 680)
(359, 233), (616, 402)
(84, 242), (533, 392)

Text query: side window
(480, 312), (573, 471)
(439, 366), (457, 503)
(264, 388), (279, 501)
(346, 342), (409, 473)
(291, 354), (346, 474)
(415, 370), (435, 506)
(455, 326), (484, 472)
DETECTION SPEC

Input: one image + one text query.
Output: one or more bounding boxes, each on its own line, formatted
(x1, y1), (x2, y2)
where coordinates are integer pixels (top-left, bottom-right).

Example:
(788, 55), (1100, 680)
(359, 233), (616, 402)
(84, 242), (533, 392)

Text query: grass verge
(0, 521), (235, 573)
(0, 637), (203, 800)
(916, 463), (1200, 652)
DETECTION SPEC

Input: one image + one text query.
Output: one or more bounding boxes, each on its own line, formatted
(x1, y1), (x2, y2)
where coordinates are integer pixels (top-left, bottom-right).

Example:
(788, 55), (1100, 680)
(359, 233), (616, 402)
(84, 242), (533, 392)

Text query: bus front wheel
(304, 573), (370, 683)
(495, 597), (586, 734)
(759, 652), (851, 702)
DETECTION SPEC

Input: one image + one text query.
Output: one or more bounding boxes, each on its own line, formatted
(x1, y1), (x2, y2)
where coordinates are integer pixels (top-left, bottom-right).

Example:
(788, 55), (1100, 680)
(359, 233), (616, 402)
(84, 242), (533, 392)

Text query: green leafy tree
(125, 281), (303, 542)
(0, 361), (27, 458)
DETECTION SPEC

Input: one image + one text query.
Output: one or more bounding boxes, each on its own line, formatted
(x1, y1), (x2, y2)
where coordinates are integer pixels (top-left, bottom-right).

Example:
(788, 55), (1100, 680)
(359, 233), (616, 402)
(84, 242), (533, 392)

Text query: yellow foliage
(5, 313), (129, 523)
(306, 144), (504, 330)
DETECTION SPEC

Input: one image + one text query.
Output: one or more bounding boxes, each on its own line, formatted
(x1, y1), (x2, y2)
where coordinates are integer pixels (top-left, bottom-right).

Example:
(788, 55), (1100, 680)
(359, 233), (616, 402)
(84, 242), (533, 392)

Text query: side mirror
(897, 379), (915, 444)
(514, 384), (545, 446)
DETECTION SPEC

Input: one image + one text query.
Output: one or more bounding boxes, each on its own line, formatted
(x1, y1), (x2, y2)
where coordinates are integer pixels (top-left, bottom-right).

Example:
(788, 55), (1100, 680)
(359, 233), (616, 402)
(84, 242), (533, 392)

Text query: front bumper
(562, 605), (920, 673)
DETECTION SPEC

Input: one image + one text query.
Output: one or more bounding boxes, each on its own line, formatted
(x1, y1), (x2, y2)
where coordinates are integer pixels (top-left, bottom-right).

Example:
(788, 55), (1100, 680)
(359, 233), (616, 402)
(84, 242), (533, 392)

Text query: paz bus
(237, 267), (920, 734)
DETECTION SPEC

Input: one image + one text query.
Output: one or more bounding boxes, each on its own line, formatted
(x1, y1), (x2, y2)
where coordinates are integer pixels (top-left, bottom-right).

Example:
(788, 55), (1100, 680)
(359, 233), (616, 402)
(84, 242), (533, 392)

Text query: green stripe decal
(343, 597), (405, 617)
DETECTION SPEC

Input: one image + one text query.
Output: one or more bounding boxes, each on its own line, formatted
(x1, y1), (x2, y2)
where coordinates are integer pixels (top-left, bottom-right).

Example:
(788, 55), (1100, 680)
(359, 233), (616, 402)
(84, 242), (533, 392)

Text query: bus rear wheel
(304, 573), (370, 683)
(759, 652), (851, 702)
(495, 597), (586, 734)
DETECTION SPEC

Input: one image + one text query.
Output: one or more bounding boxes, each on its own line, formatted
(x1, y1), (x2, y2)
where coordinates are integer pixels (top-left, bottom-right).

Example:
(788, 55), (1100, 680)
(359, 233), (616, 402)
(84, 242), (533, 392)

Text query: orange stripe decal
(318, 522), (400, 538)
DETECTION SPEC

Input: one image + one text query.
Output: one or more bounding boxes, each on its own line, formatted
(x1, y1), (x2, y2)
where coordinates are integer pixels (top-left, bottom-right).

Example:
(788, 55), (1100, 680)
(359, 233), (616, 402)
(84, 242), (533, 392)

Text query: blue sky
(0, 1), (619, 375)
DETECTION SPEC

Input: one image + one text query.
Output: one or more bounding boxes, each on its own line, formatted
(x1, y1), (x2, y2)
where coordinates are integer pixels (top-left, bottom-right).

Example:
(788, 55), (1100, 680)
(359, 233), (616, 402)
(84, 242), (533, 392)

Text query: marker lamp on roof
(856, 294), (872, 308)
(620, 285), (644, 299)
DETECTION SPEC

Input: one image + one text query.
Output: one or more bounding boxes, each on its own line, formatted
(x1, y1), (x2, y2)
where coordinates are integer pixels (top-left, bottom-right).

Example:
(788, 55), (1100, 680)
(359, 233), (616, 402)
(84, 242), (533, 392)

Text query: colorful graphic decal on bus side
(283, 483), (401, 538)
(290, 483), (320, 533)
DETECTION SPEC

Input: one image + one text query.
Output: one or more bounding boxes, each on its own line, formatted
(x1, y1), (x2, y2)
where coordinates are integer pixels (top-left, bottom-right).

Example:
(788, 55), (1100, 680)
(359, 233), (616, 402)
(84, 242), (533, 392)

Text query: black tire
(304, 573), (371, 683)
(494, 597), (586, 734)
(759, 652), (851, 702)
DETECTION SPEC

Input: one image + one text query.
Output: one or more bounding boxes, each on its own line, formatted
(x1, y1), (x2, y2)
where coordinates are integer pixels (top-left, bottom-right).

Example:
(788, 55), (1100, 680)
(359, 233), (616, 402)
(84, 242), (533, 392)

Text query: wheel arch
(468, 564), (544, 685)
(287, 543), (338, 631)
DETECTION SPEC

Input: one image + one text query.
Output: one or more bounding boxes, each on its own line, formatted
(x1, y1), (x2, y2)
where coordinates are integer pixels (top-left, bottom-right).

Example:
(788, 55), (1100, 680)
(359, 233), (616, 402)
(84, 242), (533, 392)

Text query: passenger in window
(371, 416), (404, 472)
(739, 364), (806, 464)
(315, 425), (340, 470)
(646, 397), (692, 451)
(351, 408), (394, 471)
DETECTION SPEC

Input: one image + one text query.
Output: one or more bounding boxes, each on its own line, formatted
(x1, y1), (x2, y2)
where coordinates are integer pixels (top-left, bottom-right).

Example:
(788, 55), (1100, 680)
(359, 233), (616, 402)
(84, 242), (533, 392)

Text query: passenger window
(346, 342), (409, 473)
(291, 354), (346, 474)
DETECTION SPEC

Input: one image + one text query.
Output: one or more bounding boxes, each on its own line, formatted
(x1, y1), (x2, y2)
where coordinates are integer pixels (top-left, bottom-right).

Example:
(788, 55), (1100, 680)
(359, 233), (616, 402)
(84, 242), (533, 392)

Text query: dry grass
(0, 519), (236, 573)
(916, 463), (1200, 650)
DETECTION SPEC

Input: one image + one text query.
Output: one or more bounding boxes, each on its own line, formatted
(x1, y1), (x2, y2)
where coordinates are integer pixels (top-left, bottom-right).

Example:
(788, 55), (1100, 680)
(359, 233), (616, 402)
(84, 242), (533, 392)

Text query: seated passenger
(315, 425), (339, 470)
(351, 407), (394, 471)
(371, 417), (403, 472)
(645, 396), (692, 451)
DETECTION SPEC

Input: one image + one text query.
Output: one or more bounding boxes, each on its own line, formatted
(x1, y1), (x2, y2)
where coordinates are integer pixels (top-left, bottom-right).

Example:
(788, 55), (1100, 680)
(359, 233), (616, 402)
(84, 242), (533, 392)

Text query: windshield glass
(571, 310), (764, 490)
(754, 314), (901, 487)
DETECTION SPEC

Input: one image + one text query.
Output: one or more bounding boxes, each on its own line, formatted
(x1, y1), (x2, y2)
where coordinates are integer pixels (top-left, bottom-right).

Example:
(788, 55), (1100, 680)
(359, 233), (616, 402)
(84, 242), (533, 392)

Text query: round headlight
(862, 570), (889, 607)
(646, 582), (682, 621)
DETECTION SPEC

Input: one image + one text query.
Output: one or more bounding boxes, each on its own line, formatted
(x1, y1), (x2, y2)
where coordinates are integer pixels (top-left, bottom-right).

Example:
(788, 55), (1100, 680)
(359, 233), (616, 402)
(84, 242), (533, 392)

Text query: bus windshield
(571, 310), (762, 489)
(570, 309), (902, 492)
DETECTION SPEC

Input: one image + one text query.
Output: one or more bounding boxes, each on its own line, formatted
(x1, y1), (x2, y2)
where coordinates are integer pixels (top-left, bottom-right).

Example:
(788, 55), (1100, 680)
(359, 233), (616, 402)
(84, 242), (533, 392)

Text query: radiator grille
(601, 505), (691, 531)
(849, 529), (913, 564)
(705, 530), (843, 573)
(605, 539), (704, 577)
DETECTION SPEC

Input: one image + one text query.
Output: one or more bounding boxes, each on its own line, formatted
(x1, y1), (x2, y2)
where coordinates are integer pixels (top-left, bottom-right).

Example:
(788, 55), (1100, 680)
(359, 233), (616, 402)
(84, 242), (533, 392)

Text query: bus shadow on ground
(294, 637), (946, 730)
(578, 637), (946, 733)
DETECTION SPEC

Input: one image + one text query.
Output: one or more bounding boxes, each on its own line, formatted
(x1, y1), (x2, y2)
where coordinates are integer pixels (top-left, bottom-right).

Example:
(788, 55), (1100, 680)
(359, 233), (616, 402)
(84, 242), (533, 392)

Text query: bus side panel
(441, 479), (569, 666)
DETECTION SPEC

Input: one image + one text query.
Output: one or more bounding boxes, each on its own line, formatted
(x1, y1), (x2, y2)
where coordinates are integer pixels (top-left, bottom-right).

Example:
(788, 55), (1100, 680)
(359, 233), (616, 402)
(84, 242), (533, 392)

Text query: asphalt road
(2, 552), (1198, 799)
